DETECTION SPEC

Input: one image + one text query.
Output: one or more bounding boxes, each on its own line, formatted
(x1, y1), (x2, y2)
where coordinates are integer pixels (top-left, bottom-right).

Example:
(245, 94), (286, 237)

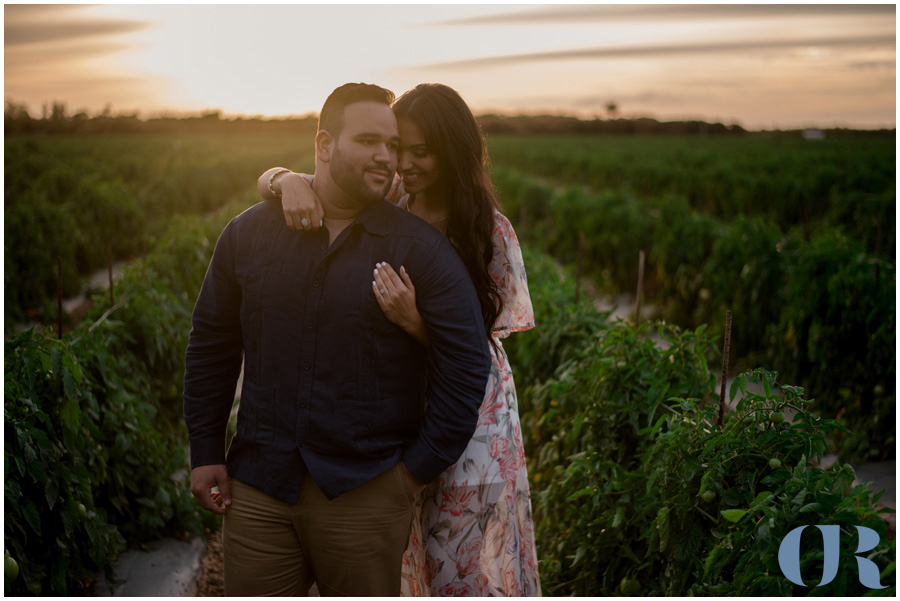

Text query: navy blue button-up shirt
(184, 198), (491, 503)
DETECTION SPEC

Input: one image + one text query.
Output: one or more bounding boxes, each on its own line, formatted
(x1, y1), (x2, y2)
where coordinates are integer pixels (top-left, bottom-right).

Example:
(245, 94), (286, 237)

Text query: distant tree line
(4, 101), (320, 136)
(4, 100), (893, 137)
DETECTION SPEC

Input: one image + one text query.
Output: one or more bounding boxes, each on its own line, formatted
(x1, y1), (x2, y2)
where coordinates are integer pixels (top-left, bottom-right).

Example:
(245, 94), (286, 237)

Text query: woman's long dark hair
(392, 84), (503, 343)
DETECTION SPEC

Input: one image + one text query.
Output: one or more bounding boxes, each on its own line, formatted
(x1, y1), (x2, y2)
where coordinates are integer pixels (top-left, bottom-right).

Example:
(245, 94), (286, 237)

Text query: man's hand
(190, 464), (231, 514)
(400, 463), (426, 499)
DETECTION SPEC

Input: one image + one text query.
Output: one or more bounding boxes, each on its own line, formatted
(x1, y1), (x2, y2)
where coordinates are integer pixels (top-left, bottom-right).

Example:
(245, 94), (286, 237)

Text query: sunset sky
(4, 3), (896, 130)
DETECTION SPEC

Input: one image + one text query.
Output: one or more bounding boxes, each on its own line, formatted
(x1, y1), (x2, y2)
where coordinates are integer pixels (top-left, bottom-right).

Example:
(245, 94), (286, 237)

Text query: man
(183, 83), (491, 595)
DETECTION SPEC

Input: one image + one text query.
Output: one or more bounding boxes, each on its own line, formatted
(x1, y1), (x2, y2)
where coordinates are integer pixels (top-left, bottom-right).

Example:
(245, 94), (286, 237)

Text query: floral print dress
(395, 195), (540, 597)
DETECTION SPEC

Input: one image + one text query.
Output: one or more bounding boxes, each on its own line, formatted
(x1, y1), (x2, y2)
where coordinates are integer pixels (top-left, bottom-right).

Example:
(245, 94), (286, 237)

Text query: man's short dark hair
(318, 83), (395, 137)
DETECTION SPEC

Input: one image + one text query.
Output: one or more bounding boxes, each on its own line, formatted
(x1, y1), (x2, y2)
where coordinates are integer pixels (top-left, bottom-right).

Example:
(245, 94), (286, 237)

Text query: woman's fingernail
(374, 268), (379, 275)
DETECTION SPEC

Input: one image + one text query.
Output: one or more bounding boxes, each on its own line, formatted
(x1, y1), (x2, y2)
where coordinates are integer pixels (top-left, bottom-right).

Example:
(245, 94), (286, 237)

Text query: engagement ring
(300, 217), (311, 228)
(379, 289), (386, 295)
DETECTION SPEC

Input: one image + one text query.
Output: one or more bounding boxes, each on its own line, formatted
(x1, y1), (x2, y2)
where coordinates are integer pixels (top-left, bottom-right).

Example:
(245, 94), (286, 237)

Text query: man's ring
(300, 217), (311, 228)
(379, 288), (386, 295)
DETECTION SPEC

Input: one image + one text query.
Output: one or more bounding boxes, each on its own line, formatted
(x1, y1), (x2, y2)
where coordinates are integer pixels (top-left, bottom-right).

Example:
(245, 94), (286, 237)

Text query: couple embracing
(184, 82), (540, 596)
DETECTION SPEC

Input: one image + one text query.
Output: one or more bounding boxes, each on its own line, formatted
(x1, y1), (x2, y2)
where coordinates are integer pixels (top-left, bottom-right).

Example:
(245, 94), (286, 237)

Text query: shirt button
(303, 362), (310, 370)
(306, 322), (313, 330)
(313, 281), (320, 287)
(300, 401), (307, 408)
(320, 243), (327, 250)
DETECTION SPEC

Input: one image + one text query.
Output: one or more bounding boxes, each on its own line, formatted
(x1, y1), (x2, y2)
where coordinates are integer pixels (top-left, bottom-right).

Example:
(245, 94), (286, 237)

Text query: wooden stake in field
(544, 213), (553, 253)
(574, 230), (585, 304)
(107, 243), (115, 307)
(635, 250), (646, 327)
(875, 211), (882, 285)
(718, 310), (733, 428)
(57, 256), (63, 340)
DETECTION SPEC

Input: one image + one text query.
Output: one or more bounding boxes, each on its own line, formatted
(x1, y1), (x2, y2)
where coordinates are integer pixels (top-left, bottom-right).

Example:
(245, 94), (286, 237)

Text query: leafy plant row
(487, 134), (895, 254)
(495, 167), (895, 462)
(4, 134), (315, 330)
(511, 308), (895, 595)
(3, 197), (251, 595)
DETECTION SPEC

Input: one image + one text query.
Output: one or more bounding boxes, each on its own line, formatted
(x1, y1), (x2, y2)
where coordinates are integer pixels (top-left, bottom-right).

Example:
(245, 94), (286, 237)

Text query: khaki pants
(223, 463), (415, 596)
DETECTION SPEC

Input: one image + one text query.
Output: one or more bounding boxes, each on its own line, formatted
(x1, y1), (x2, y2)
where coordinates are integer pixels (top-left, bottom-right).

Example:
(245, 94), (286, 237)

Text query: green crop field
(4, 127), (895, 595)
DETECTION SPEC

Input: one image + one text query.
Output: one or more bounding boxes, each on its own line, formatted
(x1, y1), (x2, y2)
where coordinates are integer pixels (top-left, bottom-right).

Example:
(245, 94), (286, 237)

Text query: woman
(257, 84), (540, 596)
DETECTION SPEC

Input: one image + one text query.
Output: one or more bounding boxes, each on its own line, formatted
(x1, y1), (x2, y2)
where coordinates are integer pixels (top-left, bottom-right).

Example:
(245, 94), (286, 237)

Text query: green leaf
(673, 524), (703, 564)
(657, 507), (671, 552)
(567, 487), (594, 501)
(723, 487), (745, 507)
(22, 501), (41, 535)
(5, 478), (21, 503)
(760, 469), (790, 487)
(762, 375), (772, 397)
(29, 428), (54, 454)
(45, 478), (59, 510)
(799, 502), (823, 514)
(612, 505), (625, 528)
(757, 516), (775, 543)
(13, 454), (25, 476)
(568, 411), (585, 445)
(721, 509), (747, 523)
(703, 545), (725, 579)
(60, 396), (82, 430)
(51, 346), (61, 379)
(572, 545), (586, 567)
(750, 491), (774, 509)
(63, 368), (76, 398)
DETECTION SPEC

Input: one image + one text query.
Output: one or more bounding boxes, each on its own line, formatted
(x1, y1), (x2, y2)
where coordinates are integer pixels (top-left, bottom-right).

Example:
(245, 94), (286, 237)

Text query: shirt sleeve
(399, 239), (491, 484)
(490, 211), (535, 338)
(183, 221), (245, 468)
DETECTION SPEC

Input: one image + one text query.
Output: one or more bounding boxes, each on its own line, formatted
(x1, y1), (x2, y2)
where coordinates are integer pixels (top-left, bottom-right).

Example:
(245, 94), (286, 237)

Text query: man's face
(329, 102), (399, 207)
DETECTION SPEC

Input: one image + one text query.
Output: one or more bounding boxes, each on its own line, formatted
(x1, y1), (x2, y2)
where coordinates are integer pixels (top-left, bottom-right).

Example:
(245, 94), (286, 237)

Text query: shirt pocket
(235, 380), (275, 446)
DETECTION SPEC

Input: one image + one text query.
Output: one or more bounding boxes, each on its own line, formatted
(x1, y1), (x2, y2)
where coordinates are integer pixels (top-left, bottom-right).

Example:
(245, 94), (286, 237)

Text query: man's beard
(330, 144), (393, 206)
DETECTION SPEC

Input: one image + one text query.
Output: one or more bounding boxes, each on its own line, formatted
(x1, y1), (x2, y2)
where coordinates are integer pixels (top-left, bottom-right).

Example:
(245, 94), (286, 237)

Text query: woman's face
(397, 117), (441, 196)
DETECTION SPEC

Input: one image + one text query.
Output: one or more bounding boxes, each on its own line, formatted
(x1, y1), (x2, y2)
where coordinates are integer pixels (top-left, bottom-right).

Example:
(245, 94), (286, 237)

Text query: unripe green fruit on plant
(620, 578), (641, 595)
(26, 581), (41, 595)
(701, 490), (716, 503)
(769, 458), (782, 469)
(769, 411), (785, 424)
(78, 503), (87, 516)
(5, 554), (19, 582)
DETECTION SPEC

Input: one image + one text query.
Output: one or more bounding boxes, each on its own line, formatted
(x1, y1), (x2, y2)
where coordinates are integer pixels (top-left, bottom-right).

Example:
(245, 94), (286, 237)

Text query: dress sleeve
(489, 212), (535, 338)
(385, 174), (407, 205)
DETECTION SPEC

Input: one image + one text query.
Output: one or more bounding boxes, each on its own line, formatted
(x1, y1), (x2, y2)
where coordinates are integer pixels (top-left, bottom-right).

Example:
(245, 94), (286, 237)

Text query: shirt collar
(350, 200), (396, 237)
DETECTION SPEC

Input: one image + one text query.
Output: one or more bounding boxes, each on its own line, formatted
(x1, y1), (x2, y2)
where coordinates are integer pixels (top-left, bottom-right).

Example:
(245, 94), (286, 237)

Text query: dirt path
(195, 531), (224, 596)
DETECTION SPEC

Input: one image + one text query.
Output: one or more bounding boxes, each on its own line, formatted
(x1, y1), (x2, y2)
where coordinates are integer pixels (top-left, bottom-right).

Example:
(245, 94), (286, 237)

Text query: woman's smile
(397, 117), (441, 195)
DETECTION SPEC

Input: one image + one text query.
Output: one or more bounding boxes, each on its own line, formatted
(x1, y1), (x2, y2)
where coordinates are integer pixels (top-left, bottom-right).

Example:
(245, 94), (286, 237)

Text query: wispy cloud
(4, 4), (151, 48)
(5, 20), (150, 47)
(5, 41), (135, 70)
(430, 4), (896, 27)
(848, 60), (897, 70)
(419, 35), (896, 70)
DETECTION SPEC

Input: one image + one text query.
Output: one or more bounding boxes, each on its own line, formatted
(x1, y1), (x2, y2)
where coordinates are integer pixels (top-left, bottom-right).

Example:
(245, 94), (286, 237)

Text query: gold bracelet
(267, 168), (291, 198)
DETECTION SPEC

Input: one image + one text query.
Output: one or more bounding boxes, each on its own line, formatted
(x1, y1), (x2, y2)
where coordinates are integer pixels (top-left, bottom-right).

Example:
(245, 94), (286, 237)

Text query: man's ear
(316, 130), (334, 163)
